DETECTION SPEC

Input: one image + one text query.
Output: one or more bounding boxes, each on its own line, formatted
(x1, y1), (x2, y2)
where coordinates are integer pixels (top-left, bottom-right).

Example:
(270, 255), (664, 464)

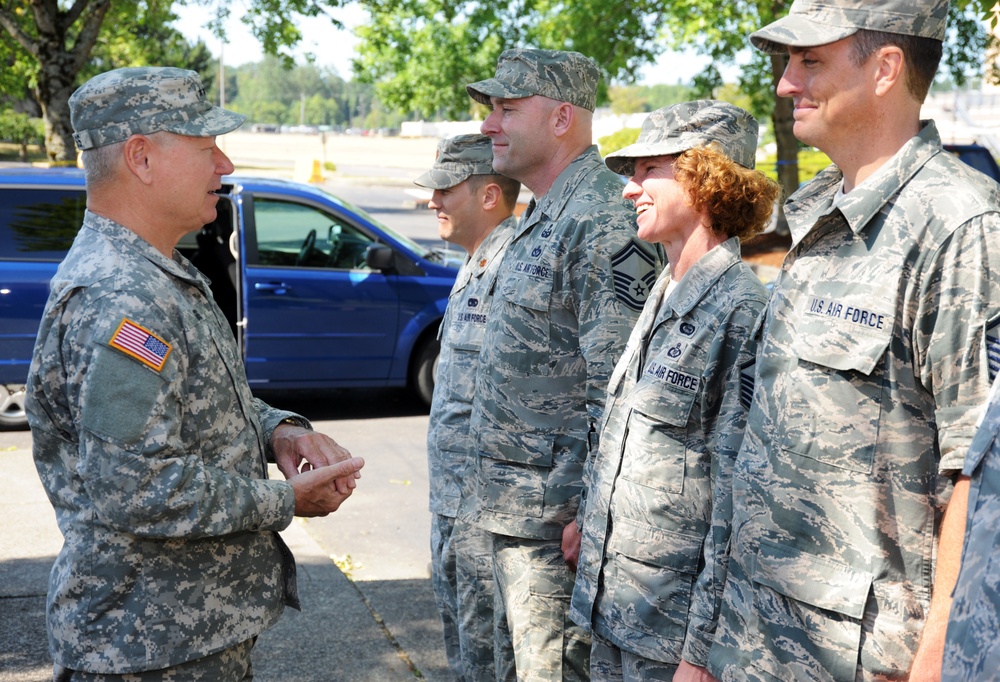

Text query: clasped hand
(271, 424), (365, 517)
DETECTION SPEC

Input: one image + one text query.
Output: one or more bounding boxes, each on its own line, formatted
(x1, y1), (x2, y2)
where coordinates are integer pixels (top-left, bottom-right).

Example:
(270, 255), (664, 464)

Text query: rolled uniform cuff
(255, 478), (297, 531)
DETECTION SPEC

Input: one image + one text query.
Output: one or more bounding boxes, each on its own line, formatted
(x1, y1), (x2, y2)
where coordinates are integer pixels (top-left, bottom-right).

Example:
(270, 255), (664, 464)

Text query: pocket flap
(753, 539), (872, 619)
(479, 427), (554, 468)
(629, 378), (697, 428)
(789, 290), (893, 375)
(606, 517), (703, 574)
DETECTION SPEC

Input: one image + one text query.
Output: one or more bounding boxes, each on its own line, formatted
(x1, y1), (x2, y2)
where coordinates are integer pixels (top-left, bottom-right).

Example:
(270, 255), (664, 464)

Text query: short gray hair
(80, 140), (125, 187)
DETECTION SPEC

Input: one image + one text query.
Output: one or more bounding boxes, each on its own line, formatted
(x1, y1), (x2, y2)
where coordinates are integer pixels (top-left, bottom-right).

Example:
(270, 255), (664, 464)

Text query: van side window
(253, 198), (376, 270)
(0, 189), (87, 260)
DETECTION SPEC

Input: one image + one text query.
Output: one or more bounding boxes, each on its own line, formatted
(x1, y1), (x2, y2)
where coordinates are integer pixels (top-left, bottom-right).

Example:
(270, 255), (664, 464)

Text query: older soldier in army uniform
(466, 49), (664, 681)
(26, 67), (365, 681)
(570, 101), (779, 682)
(417, 134), (520, 681)
(706, 2), (1000, 681)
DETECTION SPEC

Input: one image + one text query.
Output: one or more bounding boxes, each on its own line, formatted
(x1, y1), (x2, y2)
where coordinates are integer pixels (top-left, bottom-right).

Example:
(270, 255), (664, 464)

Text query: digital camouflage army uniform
(707, 121), (1000, 681)
(944, 375), (1000, 680)
(27, 211), (303, 674)
(428, 215), (516, 681)
(469, 147), (662, 680)
(571, 238), (766, 675)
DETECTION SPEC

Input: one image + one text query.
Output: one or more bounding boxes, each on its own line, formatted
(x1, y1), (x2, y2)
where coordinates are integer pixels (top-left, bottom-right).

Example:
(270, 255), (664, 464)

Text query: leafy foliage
(597, 127), (640, 158)
(352, 0), (678, 118)
(0, 0), (352, 161)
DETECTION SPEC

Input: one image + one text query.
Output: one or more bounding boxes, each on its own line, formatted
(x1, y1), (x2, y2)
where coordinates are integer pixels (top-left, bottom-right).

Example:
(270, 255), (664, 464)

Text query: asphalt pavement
(0, 388), (454, 682)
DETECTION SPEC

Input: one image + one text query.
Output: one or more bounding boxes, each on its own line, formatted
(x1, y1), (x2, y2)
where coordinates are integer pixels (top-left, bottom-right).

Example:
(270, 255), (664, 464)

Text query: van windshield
(312, 187), (433, 259)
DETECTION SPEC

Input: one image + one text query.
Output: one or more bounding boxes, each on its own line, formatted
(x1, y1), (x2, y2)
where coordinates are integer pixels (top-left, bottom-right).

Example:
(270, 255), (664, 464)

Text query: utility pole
(219, 42), (226, 109)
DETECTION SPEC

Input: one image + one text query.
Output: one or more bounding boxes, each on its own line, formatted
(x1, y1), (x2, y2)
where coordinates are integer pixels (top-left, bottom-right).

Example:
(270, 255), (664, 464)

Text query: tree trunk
(769, 52), (798, 237)
(35, 52), (78, 163)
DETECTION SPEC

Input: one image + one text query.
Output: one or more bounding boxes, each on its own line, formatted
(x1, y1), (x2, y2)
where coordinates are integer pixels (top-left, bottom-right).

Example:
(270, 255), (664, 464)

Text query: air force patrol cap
(604, 100), (759, 176)
(70, 67), (247, 150)
(466, 48), (601, 112)
(414, 134), (498, 190)
(750, 0), (950, 54)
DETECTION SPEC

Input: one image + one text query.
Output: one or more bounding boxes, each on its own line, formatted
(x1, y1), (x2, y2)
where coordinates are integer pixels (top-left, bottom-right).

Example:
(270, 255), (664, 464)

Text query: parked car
(0, 168), (460, 428)
(943, 143), (1000, 182)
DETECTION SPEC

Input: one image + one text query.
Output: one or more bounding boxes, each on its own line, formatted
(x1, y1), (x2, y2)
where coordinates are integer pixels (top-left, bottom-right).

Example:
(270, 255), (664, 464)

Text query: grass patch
(0, 141), (47, 163)
(758, 147), (832, 184)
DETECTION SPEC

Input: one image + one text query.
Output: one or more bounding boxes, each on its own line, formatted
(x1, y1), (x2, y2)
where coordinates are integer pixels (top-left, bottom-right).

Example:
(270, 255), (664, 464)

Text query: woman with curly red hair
(569, 100), (780, 682)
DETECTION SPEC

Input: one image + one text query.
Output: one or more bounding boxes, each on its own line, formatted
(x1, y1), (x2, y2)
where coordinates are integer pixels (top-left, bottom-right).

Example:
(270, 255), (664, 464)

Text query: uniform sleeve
(69, 291), (295, 539)
(682, 295), (764, 666)
(915, 212), (1000, 473)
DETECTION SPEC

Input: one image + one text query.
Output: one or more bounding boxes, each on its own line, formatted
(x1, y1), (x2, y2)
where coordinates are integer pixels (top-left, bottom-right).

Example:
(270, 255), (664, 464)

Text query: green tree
(662, 1), (991, 233)
(0, 109), (44, 160)
(353, 0), (674, 119)
(356, 0), (993, 234)
(226, 57), (362, 127)
(0, 0), (350, 162)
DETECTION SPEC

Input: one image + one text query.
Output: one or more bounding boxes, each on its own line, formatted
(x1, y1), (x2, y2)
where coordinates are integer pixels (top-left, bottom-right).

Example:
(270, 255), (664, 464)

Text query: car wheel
(0, 384), (28, 428)
(411, 334), (440, 407)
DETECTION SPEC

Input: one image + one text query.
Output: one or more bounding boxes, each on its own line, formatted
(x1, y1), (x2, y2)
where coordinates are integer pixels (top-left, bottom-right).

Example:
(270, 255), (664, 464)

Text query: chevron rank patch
(988, 315), (1000, 383)
(611, 240), (658, 312)
(739, 357), (756, 411)
(109, 318), (172, 372)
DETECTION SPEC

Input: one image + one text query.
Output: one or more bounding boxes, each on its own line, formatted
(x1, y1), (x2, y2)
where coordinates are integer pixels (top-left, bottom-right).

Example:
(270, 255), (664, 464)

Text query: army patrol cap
(605, 100), (759, 176)
(750, 0), (950, 54)
(70, 66), (247, 150)
(467, 48), (601, 112)
(414, 134), (497, 190)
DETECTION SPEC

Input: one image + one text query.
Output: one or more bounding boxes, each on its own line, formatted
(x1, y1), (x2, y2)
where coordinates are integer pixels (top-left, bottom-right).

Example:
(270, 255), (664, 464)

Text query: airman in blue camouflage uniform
(466, 49), (665, 681)
(945, 376), (1000, 681)
(569, 101), (779, 682)
(706, 3), (1000, 681)
(27, 67), (365, 681)
(418, 133), (519, 681)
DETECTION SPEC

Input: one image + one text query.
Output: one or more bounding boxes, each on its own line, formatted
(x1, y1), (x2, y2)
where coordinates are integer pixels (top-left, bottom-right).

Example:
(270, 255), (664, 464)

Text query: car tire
(410, 334), (440, 407)
(0, 384), (28, 429)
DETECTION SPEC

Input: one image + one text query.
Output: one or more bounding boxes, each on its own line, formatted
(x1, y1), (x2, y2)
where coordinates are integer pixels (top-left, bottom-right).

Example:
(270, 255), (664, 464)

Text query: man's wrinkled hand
(272, 424), (358, 494)
(290, 456), (365, 517)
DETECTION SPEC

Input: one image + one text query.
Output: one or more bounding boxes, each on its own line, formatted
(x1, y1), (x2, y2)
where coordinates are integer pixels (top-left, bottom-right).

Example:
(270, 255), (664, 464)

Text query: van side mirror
(365, 243), (395, 270)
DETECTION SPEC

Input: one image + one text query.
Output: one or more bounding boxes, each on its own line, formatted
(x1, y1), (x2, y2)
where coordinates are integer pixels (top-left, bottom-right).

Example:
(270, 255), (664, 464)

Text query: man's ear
(481, 182), (502, 211)
(873, 45), (905, 98)
(551, 102), (574, 138)
(122, 135), (154, 185)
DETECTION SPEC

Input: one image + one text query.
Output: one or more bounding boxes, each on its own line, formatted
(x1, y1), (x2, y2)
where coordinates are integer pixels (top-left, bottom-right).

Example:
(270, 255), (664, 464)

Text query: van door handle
(254, 282), (290, 295)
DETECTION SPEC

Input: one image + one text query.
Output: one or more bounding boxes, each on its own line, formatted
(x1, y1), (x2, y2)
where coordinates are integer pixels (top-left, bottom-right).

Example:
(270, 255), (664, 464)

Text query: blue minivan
(0, 167), (459, 427)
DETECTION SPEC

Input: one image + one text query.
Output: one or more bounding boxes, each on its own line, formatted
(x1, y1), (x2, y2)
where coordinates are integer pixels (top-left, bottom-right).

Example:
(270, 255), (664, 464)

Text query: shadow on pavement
(253, 388), (429, 422)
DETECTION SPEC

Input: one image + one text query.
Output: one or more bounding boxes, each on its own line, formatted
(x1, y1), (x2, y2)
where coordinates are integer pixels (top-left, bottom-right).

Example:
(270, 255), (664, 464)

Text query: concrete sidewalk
(0, 435), (448, 682)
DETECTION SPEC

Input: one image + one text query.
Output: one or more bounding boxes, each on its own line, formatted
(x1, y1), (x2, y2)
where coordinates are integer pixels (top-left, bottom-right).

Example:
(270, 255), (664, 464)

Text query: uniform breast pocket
(780, 295), (892, 474)
(619, 373), (698, 495)
(495, 268), (554, 377)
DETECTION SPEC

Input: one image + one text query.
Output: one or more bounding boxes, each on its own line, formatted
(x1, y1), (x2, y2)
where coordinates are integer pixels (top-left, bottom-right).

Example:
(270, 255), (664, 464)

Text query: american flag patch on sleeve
(109, 318), (172, 372)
